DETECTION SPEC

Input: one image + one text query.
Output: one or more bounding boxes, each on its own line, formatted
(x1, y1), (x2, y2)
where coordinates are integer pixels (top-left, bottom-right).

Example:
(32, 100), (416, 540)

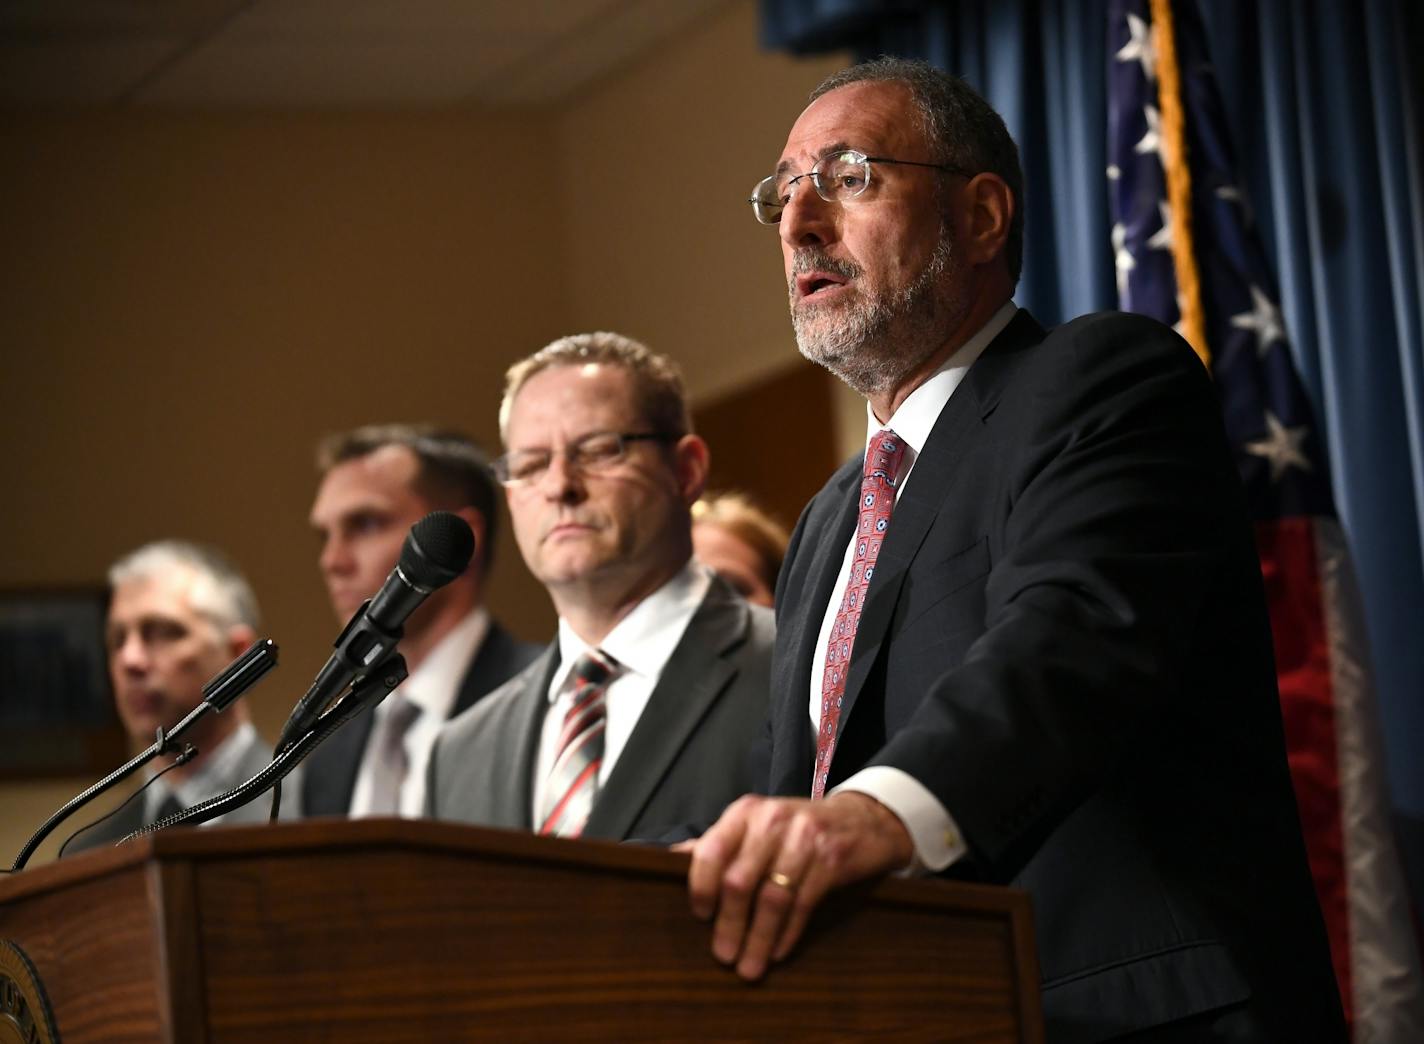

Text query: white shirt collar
(867, 301), (1018, 456)
(550, 560), (711, 701)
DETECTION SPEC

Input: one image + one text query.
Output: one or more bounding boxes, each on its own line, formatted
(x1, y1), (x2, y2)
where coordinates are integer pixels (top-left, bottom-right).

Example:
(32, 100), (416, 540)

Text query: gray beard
(790, 232), (964, 398)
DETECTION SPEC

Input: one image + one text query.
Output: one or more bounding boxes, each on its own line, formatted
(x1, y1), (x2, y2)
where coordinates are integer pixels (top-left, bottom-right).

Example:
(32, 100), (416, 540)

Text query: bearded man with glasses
(685, 57), (1344, 1043)
(425, 332), (774, 842)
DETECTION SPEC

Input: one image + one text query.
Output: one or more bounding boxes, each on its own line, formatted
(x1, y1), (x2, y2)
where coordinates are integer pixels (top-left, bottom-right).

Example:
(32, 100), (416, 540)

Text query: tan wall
(556, 0), (840, 400)
(0, 109), (568, 694)
(0, 0), (847, 866)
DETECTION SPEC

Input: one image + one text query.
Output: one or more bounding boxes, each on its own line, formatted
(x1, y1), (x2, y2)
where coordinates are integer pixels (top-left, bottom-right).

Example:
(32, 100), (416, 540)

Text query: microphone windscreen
(402, 511), (475, 589)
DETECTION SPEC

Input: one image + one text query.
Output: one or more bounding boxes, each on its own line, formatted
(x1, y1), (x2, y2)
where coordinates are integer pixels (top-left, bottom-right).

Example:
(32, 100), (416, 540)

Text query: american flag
(1107, 0), (1424, 1037)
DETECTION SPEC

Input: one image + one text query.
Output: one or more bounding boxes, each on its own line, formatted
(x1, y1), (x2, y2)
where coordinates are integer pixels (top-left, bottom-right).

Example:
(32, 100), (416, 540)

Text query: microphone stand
(123, 653), (408, 842)
(9, 639), (279, 872)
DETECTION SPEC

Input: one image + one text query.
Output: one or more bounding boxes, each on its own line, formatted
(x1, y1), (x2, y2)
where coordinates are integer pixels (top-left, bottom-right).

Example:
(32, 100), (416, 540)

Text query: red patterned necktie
(539, 650), (618, 837)
(813, 428), (907, 799)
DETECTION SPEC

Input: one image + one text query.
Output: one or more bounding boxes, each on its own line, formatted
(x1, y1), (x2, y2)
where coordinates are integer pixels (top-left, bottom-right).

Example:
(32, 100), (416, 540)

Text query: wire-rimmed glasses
(748, 148), (972, 224)
(493, 431), (676, 487)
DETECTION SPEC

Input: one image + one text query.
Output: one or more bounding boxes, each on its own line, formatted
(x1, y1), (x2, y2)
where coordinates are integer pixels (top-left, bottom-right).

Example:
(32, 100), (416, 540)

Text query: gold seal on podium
(1, 939), (58, 1044)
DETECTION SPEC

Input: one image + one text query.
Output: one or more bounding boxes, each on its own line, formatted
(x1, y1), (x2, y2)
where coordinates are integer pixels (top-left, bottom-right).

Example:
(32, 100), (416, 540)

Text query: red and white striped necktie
(539, 650), (619, 837)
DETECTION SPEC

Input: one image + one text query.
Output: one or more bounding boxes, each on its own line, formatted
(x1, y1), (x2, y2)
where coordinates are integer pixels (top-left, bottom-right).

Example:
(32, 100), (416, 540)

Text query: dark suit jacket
(426, 576), (773, 841)
(773, 311), (1344, 1043)
(299, 619), (540, 817)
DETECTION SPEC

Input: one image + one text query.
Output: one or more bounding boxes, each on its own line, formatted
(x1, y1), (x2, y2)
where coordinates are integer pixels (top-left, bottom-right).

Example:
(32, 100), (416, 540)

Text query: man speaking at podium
(427, 333), (773, 841)
(685, 59), (1344, 1043)
(68, 541), (271, 853)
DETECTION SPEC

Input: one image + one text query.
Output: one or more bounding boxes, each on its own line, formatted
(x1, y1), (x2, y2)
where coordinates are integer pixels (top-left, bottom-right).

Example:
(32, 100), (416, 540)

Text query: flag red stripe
(1257, 517), (1351, 1023)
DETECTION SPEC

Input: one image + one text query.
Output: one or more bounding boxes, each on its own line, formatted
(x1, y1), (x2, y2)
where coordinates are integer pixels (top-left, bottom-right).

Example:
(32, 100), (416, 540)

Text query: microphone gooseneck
(9, 640), (279, 872)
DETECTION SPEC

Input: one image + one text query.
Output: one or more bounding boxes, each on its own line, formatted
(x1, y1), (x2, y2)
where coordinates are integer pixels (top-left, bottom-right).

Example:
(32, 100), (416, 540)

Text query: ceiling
(0, 0), (732, 109)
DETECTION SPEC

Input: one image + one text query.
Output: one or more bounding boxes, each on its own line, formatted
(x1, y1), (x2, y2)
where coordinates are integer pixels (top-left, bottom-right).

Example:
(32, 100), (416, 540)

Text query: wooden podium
(0, 820), (1042, 1042)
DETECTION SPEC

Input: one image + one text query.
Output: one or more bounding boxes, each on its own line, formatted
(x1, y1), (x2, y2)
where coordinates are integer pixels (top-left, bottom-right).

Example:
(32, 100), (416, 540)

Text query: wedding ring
(766, 870), (796, 891)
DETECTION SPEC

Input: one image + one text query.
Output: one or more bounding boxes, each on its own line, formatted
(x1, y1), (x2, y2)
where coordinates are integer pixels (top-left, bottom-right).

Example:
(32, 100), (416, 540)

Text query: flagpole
(1148, 0), (1209, 366)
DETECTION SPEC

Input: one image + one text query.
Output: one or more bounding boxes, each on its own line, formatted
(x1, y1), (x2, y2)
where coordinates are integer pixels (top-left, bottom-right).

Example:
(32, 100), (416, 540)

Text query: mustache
(788, 249), (862, 290)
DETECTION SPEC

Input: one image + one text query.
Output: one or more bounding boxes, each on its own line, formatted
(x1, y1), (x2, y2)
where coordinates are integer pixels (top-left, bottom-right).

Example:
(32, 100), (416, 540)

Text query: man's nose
(780, 179), (837, 249)
(113, 632), (149, 674)
(536, 450), (585, 504)
(319, 534), (352, 576)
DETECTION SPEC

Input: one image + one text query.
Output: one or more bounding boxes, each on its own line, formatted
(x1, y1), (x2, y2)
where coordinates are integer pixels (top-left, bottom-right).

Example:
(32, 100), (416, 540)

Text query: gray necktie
(367, 693), (421, 816)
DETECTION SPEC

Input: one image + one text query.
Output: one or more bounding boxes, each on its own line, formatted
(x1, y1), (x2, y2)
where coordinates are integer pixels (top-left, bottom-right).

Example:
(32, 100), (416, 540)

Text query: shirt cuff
(833, 765), (968, 874)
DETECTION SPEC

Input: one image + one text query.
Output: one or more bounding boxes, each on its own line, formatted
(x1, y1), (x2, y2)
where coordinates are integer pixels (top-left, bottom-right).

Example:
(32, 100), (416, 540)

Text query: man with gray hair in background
(68, 541), (271, 853)
(426, 332), (773, 840)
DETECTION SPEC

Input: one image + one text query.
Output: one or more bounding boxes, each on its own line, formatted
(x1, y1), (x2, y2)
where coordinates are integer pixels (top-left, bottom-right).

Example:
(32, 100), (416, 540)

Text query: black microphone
(203, 638), (279, 711)
(276, 511), (474, 751)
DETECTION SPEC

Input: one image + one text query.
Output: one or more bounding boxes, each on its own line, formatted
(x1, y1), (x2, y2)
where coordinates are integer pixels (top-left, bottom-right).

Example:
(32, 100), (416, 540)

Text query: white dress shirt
(811, 301), (1018, 871)
(144, 720), (265, 826)
(532, 561), (712, 824)
(349, 607), (491, 818)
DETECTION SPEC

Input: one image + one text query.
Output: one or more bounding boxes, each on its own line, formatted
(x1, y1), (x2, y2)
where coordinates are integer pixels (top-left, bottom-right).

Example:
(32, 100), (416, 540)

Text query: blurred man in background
(69, 540), (268, 853)
(303, 424), (540, 818)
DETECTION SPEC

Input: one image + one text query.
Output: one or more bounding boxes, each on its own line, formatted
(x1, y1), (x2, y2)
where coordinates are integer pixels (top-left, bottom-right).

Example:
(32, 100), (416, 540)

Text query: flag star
(1115, 12), (1157, 83)
(1230, 284), (1286, 357)
(1107, 163), (1121, 181)
(1134, 104), (1162, 157)
(1216, 182), (1255, 225)
(1112, 222), (1136, 298)
(1168, 291), (1187, 335)
(1245, 411), (1312, 481)
(1147, 200), (1173, 251)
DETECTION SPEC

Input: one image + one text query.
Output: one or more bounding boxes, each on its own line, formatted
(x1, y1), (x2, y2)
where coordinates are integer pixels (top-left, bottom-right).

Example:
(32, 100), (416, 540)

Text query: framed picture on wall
(0, 588), (125, 779)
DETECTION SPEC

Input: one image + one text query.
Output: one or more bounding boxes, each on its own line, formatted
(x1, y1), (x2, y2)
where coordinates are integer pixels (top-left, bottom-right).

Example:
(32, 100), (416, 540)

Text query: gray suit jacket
(65, 726), (275, 855)
(426, 576), (773, 841)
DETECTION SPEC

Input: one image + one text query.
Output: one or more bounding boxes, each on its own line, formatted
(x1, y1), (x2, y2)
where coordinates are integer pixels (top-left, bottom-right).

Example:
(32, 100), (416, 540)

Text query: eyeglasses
(493, 430), (677, 487)
(749, 149), (972, 225)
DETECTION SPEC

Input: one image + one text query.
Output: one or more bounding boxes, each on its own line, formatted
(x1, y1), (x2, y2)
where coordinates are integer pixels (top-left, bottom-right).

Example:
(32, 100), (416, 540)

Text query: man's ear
(958, 172), (1014, 268)
(675, 434), (711, 505)
(450, 505), (488, 574)
(226, 624), (258, 660)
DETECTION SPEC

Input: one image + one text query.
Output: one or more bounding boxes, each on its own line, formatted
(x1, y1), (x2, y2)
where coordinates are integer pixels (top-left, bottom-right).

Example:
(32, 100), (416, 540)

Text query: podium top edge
(1, 818), (1030, 919)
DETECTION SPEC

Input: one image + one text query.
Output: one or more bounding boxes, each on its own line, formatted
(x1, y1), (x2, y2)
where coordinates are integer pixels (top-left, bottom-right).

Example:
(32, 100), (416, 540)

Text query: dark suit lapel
(301, 712), (375, 817)
(833, 310), (1045, 752)
(452, 620), (537, 717)
(771, 460), (861, 792)
(783, 462), (862, 692)
(493, 644), (560, 828)
(584, 579), (749, 839)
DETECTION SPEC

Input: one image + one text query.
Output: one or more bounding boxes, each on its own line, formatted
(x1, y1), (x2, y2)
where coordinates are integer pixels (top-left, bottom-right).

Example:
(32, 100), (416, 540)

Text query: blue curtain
(761, 0), (1424, 903)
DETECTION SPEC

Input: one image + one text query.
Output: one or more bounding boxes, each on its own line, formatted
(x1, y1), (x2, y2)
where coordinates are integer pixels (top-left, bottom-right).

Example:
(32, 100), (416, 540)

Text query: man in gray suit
(68, 541), (272, 854)
(427, 332), (773, 841)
